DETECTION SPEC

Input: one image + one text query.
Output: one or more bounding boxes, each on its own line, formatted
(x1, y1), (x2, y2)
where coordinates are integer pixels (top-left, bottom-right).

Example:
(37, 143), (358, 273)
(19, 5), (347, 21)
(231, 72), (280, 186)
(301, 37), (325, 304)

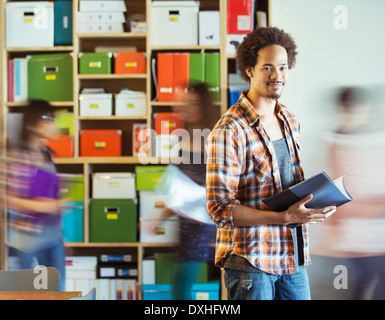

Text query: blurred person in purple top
(4, 100), (65, 290)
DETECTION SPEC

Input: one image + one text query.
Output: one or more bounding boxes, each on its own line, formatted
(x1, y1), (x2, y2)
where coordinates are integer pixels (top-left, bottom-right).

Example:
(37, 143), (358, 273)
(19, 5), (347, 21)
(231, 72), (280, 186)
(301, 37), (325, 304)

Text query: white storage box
(150, 1), (199, 46)
(79, 93), (113, 116)
(140, 217), (179, 243)
(115, 90), (146, 116)
(155, 135), (180, 158)
(79, 0), (127, 12)
(77, 22), (124, 33)
(226, 34), (246, 55)
(139, 191), (171, 219)
(77, 12), (125, 23)
(6, 1), (54, 48)
(199, 11), (220, 46)
(92, 172), (136, 199)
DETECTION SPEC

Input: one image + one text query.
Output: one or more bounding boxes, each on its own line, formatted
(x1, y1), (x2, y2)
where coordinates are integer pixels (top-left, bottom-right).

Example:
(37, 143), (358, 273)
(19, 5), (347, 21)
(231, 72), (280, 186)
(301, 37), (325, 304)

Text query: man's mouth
(267, 81), (284, 88)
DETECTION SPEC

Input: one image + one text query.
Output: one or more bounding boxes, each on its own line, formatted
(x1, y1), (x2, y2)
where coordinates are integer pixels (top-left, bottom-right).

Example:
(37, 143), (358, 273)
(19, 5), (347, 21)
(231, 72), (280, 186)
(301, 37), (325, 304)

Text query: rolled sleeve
(206, 127), (242, 228)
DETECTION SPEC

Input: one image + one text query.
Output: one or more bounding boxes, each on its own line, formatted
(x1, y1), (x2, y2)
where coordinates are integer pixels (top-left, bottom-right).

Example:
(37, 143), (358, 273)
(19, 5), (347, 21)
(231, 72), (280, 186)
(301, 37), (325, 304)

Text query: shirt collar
(238, 90), (286, 126)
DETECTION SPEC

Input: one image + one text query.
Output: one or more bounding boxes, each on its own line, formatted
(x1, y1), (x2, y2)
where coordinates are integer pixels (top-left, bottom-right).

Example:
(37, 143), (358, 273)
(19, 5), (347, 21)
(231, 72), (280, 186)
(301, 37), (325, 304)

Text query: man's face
(247, 45), (289, 100)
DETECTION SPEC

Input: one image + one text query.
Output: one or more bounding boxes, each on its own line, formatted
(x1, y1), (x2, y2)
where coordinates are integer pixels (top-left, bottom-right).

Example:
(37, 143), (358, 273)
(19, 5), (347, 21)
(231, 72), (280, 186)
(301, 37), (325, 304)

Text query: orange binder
(173, 53), (189, 101)
(157, 53), (174, 102)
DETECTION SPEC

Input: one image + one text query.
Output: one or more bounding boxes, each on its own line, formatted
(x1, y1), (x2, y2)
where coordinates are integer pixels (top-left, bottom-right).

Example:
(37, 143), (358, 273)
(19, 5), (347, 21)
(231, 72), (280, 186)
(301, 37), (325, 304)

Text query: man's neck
(246, 91), (277, 115)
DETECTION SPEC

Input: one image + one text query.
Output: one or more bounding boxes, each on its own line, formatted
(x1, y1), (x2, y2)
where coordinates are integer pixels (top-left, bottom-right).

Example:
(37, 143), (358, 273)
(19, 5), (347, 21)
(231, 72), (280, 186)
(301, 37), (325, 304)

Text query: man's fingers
(298, 194), (313, 206)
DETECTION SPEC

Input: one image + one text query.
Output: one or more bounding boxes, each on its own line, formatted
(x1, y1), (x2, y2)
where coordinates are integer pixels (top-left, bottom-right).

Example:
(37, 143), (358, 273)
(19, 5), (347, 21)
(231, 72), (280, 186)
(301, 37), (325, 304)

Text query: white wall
(270, 0), (385, 176)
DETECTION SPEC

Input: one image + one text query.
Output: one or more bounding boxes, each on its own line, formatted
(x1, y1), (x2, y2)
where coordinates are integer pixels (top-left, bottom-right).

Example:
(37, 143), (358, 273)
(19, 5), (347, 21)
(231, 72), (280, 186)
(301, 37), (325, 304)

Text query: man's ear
(246, 67), (254, 78)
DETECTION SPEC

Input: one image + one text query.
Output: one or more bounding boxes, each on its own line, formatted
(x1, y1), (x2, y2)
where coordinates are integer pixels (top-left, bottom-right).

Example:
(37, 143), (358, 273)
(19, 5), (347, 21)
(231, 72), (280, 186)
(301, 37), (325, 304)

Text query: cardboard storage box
(139, 216), (179, 243)
(79, 93), (113, 116)
(115, 90), (146, 116)
(139, 190), (171, 219)
(89, 199), (137, 243)
(114, 52), (146, 74)
(80, 129), (122, 157)
(44, 135), (73, 157)
(155, 134), (180, 158)
(79, 52), (112, 74)
(58, 174), (84, 201)
(155, 253), (208, 284)
(92, 172), (136, 199)
(150, 1), (199, 46)
(153, 112), (185, 135)
(54, 0), (72, 45)
(135, 165), (170, 191)
(6, 1), (54, 48)
(199, 11), (220, 46)
(77, 11), (125, 23)
(142, 282), (220, 300)
(61, 201), (84, 242)
(77, 23), (124, 33)
(28, 53), (73, 101)
(79, 0), (127, 12)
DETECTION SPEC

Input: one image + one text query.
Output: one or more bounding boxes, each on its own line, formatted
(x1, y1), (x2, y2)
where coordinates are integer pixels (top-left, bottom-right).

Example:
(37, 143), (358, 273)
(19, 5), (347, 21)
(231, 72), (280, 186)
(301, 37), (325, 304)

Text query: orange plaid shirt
(206, 91), (310, 275)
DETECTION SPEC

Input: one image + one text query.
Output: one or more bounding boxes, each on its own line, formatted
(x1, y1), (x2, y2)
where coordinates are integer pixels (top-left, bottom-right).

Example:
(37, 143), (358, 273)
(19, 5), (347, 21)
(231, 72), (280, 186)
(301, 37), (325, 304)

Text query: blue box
(54, 0), (73, 45)
(61, 201), (84, 242)
(142, 282), (220, 300)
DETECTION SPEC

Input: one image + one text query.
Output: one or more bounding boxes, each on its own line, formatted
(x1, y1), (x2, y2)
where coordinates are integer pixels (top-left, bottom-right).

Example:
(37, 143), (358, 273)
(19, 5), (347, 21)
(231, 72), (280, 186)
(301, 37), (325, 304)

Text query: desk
(0, 291), (82, 300)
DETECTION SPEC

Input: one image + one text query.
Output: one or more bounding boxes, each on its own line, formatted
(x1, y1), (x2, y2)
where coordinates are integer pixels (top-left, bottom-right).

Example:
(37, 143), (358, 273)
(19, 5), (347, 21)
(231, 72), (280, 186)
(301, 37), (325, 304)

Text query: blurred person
(322, 87), (385, 299)
(206, 27), (336, 300)
(147, 82), (218, 300)
(4, 100), (66, 290)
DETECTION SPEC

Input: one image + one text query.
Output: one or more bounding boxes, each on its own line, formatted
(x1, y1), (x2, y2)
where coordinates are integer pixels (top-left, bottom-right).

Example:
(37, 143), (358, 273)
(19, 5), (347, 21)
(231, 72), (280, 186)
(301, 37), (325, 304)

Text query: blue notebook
(263, 171), (352, 212)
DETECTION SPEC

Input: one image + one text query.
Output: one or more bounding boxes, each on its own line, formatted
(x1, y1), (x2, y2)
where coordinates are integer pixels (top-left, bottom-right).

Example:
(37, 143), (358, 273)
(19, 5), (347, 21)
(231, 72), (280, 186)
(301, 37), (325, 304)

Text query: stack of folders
(153, 52), (220, 102)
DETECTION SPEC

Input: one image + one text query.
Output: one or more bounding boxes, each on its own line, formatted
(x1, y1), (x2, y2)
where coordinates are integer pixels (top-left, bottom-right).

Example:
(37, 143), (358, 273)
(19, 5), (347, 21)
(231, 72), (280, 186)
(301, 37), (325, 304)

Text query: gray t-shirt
(224, 137), (304, 272)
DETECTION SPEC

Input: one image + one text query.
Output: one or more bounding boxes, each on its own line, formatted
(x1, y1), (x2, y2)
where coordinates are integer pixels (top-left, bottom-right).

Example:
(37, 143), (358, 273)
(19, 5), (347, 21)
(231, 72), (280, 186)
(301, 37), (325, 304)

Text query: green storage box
(79, 52), (112, 74)
(59, 174), (84, 201)
(28, 53), (73, 101)
(155, 253), (208, 284)
(135, 165), (173, 191)
(89, 199), (137, 243)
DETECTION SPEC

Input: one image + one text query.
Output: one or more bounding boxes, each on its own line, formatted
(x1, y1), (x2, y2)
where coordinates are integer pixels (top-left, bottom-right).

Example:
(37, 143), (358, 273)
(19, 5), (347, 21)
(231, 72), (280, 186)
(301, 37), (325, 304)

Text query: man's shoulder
(213, 103), (247, 131)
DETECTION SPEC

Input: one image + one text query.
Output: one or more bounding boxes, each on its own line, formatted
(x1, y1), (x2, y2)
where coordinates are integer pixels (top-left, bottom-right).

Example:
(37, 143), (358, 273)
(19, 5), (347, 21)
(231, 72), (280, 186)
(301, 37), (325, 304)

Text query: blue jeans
(13, 238), (66, 291)
(224, 267), (311, 300)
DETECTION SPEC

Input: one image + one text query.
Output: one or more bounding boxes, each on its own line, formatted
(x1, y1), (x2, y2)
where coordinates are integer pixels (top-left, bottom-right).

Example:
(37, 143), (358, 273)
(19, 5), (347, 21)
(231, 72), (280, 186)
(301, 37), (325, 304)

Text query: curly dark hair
(236, 27), (298, 82)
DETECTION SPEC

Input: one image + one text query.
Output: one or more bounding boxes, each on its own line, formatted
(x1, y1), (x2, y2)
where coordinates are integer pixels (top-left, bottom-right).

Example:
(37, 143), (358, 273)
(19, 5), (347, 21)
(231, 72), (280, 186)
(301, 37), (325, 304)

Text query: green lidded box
(135, 165), (173, 191)
(28, 53), (73, 101)
(89, 199), (137, 243)
(79, 52), (112, 74)
(58, 174), (84, 201)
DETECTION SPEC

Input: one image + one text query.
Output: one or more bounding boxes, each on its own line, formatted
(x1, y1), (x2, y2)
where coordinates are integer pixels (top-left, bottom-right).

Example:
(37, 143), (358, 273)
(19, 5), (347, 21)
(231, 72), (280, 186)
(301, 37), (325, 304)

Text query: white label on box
(237, 15), (251, 31)
(196, 292), (209, 300)
(100, 267), (116, 278)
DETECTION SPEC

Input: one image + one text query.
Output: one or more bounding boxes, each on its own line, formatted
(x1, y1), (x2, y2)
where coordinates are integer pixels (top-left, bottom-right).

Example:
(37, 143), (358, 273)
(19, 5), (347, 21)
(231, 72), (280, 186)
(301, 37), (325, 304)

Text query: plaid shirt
(206, 91), (310, 275)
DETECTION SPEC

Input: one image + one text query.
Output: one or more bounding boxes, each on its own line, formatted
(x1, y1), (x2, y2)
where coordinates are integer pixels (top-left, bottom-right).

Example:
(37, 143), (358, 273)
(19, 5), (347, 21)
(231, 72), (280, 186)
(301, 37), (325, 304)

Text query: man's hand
(283, 194), (336, 225)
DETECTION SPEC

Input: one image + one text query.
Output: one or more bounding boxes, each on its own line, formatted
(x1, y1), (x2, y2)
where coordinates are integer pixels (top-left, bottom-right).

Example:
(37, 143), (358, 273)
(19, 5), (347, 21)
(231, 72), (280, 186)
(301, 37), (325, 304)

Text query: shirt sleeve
(206, 127), (242, 228)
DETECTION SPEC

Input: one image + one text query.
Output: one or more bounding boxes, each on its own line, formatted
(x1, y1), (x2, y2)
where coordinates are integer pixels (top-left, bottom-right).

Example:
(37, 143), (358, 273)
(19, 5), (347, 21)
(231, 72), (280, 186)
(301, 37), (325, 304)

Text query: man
(206, 27), (336, 300)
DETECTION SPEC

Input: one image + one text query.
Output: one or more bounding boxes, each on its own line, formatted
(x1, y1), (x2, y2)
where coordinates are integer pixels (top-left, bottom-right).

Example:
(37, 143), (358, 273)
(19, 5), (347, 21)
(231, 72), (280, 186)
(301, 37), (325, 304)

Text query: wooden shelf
(77, 33), (146, 39)
(7, 102), (74, 108)
(150, 45), (221, 51)
(77, 74), (147, 80)
(6, 46), (74, 53)
(79, 115), (147, 120)
(65, 242), (177, 248)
